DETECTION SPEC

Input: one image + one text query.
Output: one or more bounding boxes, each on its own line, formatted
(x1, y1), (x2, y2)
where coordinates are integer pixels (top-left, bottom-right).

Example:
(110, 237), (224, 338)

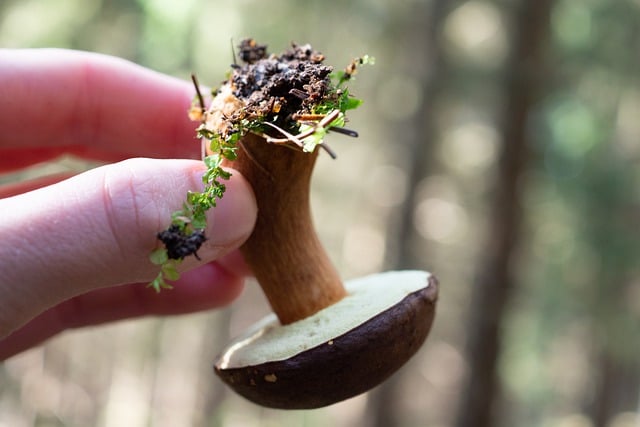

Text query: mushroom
(196, 40), (439, 409)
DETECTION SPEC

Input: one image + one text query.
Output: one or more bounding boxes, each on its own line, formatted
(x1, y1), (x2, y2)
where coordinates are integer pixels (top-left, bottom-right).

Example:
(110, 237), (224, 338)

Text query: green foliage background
(1, 0), (640, 426)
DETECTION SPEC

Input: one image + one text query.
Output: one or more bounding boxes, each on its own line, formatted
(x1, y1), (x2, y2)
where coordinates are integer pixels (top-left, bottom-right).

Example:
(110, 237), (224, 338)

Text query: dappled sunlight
(543, 414), (594, 427)
(609, 412), (640, 427)
(374, 75), (423, 121)
(615, 89), (640, 157)
(341, 225), (386, 276)
(363, 164), (409, 208)
(443, 1), (508, 67)
(0, 0), (100, 47)
(1, 0), (639, 426)
(419, 341), (466, 391)
(440, 120), (499, 174)
(552, 0), (594, 50)
(414, 196), (469, 244)
(103, 370), (151, 427)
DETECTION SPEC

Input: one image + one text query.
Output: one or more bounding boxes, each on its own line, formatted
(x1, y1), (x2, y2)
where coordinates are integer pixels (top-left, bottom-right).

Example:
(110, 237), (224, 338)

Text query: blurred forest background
(1, 0), (640, 426)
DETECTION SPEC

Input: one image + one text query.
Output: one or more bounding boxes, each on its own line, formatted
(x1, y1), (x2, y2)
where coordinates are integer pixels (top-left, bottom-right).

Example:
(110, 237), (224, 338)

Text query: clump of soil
(158, 39), (360, 263)
(224, 39), (339, 130)
(157, 225), (207, 260)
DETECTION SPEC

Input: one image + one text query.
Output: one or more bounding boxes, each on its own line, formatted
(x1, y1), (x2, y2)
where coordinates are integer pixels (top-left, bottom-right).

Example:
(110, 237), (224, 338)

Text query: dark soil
(157, 40), (346, 261)
(228, 39), (337, 130)
(157, 225), (207, 260)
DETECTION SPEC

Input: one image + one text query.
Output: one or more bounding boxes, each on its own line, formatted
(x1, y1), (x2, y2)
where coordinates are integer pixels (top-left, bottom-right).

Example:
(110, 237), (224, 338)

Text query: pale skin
(0, 49), (258, 360)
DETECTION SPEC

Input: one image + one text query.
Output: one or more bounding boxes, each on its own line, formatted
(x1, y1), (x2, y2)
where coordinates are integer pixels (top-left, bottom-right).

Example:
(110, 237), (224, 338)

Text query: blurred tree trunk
(365, 0), (455, 426)
(454, 0), (553, 426)
(387, 0), (453, 271)
(589, 352), (640, 427)
(577, 150), (640, 425)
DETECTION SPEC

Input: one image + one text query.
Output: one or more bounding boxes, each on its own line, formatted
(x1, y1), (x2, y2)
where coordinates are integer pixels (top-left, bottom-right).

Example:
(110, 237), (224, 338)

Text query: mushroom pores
(214, 270), (439, 409)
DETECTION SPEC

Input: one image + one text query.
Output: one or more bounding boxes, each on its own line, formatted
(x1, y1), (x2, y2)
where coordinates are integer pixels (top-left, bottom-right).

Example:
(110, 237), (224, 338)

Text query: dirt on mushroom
(150, 39), (368, 291)
(217, 38), (339, 135)
(150, 39), (438, 410)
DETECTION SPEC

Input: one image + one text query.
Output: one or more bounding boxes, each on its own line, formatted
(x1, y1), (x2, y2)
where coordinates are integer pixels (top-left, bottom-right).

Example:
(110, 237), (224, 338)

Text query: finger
(0, 259), (245, 361)
(0, 158), (257, 338)
(0, 49), (201, 171)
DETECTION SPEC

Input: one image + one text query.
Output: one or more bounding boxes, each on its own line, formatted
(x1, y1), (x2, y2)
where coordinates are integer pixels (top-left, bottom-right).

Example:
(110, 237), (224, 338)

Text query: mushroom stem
(225, 132), (347, 325)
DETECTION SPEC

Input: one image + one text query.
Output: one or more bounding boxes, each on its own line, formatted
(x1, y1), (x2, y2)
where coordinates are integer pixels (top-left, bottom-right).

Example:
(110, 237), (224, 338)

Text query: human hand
(0, 49), (257, 360)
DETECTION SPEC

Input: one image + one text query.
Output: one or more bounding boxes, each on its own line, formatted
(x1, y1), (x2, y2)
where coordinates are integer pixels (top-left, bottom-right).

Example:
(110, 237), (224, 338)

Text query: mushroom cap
(214, 270), (438, 409)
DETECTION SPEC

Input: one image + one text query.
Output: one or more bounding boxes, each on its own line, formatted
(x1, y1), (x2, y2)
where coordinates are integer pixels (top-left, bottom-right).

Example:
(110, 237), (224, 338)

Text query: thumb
(0, 158), (256, 336)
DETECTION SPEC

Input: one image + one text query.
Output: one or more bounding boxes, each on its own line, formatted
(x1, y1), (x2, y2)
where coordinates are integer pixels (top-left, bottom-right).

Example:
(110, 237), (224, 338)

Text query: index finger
(0, 49), (202, 171)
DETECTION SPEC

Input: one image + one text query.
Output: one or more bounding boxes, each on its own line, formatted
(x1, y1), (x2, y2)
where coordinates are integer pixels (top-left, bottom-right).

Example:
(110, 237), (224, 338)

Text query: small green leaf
(340, 96), (363, 112)
(162, 262), (180, 281)
(191, 213), (207, 229)
(204, 154), (222, 169)
(150, 248), (169, 265)
(150, 46), (370, 292)
(218, 169), (232, 180)
(208, 135), (222, 152)
(301, 125), (328, 152)
(222, 147), (238, 160)
(328, 112), (346, 128)
(197, 127), (216, 141)
(148, 272), (165, 292)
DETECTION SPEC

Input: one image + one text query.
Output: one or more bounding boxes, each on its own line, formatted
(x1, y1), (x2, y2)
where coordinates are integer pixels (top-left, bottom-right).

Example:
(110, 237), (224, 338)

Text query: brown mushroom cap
(214, 270), (438, 409)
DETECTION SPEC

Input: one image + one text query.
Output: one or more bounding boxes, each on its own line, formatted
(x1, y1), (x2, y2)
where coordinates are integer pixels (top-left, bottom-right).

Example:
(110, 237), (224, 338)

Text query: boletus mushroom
(155, 39), (439, 409)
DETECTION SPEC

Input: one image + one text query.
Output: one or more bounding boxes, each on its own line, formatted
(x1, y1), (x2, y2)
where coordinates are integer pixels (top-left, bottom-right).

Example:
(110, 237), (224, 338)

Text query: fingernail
(192, 168), (257, 259)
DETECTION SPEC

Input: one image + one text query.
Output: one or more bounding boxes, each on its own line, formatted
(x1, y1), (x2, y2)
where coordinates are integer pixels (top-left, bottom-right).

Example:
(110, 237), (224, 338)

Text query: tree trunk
(454, 0), (553, 426)
(588, 350), (640, 427)
(365, 0), (455, 426)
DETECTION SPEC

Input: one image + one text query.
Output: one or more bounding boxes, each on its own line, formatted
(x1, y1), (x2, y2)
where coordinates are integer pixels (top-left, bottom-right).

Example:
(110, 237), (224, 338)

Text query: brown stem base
(225, 133), (346, 325)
